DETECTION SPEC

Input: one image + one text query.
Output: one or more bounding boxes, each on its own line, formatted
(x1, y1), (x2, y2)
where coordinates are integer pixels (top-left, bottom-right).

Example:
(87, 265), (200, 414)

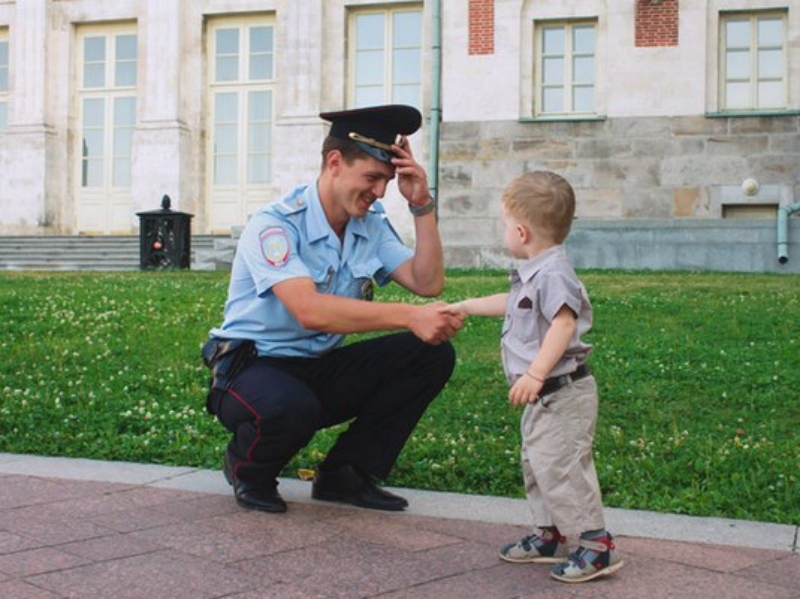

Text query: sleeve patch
(260, 227), (290, 267)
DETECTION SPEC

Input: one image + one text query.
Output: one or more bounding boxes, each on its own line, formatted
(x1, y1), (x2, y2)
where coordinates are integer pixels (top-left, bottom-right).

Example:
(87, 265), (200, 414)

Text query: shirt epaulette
(272, 188), (310, 216)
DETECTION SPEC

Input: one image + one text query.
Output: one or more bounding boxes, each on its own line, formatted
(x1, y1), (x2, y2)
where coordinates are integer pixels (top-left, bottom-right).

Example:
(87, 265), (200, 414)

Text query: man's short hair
(320, 135), (370, 168)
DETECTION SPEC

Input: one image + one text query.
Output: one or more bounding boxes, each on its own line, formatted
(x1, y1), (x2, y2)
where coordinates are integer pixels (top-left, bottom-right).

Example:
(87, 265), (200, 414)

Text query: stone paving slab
(3, 453), (796, 552)
(0, 455), (798, 599)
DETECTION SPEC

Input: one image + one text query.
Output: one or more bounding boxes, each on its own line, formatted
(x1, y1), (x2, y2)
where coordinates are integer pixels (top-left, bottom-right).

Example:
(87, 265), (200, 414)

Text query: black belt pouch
(201, 338), (257, 415)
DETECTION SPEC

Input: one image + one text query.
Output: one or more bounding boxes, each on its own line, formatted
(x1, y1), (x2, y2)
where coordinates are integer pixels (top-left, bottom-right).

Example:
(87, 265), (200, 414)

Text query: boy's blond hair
(502, 171), (575, 244)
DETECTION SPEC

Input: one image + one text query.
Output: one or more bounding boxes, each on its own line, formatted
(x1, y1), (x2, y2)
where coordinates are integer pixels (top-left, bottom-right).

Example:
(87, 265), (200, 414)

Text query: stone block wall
(443, 219), (800, 275)
(438, 114), (800, 273)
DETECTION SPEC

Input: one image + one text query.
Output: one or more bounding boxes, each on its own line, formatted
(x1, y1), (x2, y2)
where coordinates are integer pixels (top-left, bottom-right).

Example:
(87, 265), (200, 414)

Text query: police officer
(205, 104), (464, 513)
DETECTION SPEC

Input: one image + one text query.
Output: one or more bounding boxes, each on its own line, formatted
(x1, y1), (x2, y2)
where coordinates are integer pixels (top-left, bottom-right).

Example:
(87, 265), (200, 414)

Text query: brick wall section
(635, 0), (679, 47)
(469, 0), (494, 55)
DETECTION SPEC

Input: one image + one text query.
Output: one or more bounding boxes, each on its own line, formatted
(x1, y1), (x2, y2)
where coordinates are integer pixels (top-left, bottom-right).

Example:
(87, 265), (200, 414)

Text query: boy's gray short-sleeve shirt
(501, 245), (593, 384)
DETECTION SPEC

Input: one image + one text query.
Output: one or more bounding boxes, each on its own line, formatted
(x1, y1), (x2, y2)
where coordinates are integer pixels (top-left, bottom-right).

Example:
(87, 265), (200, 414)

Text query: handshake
(411, 294), (504, 346)
(407, 301), (465, 346)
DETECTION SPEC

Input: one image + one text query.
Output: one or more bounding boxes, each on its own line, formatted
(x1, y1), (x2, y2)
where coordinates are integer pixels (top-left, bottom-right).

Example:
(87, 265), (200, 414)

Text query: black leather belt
(539, 364), (591, 397)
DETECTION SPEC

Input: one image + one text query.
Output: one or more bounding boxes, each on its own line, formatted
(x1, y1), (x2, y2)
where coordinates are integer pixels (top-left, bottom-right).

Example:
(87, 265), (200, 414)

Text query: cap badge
(348, 132), (403, 152)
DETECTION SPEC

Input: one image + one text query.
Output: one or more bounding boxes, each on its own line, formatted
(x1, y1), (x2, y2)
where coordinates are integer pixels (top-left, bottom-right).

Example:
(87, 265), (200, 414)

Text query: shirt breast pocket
(313, 265), (336, 294)
(503, 294), (537, 337)
(348, 259), (382, 300)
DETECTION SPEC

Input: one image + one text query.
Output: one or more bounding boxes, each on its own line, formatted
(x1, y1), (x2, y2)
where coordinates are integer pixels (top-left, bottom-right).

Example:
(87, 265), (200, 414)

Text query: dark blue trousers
(215, 332), (456, 486)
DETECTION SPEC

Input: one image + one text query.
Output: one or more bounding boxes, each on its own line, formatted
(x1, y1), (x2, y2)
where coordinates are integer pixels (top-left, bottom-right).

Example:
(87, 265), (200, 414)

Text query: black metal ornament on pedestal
(136, 195), (194, 270)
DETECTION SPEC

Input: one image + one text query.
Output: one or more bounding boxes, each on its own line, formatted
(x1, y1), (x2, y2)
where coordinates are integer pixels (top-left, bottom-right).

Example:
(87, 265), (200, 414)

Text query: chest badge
(361, 279), (374, 301)
(260, 227), (290, 267)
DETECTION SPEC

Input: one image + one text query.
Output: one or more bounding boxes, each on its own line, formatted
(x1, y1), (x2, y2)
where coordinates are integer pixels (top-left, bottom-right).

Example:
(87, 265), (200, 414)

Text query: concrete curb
(1, 452), (796, 553)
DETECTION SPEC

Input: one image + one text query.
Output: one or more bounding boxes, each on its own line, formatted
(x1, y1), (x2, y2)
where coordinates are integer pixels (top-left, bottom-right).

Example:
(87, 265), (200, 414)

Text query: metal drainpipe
(777, 201), (800, 264)
(428, 0), (442, 218)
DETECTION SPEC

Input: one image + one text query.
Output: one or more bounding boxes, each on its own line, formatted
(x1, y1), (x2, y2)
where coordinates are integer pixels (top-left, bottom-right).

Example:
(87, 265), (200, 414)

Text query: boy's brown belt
(539, 364), (591, 397)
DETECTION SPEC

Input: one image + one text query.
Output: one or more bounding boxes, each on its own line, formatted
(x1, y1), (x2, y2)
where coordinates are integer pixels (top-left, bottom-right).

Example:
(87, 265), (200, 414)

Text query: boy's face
(502, 206), (527, 259)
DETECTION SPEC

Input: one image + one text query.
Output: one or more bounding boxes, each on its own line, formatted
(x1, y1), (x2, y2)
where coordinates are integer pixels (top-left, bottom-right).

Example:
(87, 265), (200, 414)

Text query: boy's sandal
(550, 535), (624, 583)
(500, 531), (569, 564)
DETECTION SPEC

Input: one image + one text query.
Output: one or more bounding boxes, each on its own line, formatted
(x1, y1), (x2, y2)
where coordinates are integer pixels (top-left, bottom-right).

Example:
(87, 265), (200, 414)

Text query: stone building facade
(0, 0), (798, 271)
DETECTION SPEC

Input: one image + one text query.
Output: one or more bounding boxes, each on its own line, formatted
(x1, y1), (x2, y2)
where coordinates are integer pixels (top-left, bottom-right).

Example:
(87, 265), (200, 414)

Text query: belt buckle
(554, 373), (571, 389)
(547, 373), (571, 395)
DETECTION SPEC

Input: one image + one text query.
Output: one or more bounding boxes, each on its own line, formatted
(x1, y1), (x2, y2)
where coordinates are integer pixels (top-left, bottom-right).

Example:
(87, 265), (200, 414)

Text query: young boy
(450, 171), (623, 583)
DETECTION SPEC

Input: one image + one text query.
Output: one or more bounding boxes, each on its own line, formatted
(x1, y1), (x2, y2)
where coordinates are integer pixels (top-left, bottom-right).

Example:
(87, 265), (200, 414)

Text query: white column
(279, 0), (323, 118)
(273, 0), (325, 194)
(131, 0), (188, 217)
(0, 0), (52, 232)
(11, 0), (47, 126)
(139, 0), (180, 122)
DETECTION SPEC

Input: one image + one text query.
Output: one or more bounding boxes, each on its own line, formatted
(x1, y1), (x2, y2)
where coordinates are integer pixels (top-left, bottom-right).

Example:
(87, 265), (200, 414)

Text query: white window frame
(77, 26), (138, 190)
(74, 23), (138, 234)
(534, 20), (597, 118)
(0, 29), (8, 133)
(205, 15), (275, 232)
(347, 5), (423, 109)
(718, 11), (788, 112)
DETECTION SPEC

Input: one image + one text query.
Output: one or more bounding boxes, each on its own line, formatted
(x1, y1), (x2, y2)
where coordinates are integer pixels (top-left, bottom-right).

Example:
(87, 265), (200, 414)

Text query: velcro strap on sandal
(579, 537), (614, 553)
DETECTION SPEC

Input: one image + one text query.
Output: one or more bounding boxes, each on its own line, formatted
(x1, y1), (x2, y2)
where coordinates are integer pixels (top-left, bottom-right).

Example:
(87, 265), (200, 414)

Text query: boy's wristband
(525, 370), (545, 383)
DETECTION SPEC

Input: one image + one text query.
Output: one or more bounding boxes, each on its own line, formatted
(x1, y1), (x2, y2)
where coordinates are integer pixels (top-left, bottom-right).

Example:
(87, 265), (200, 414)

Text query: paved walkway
(0, 453), (798, 599)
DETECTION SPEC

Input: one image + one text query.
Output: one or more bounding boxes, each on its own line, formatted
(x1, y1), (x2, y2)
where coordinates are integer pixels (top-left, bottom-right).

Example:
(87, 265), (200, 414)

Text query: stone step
(0, 235), (232, 271)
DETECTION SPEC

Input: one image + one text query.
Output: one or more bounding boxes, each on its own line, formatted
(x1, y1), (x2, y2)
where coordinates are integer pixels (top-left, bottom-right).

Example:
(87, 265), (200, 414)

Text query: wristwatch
(409, 196), (436, 217)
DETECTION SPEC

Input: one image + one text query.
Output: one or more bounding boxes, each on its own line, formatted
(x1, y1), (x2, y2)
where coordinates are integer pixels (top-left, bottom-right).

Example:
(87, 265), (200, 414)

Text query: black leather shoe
(311, 463), (408, 511)
(223, 456), (287, 513)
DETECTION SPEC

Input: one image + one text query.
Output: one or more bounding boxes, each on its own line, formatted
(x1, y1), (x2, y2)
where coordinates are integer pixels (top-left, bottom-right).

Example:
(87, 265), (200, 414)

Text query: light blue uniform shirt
(210, 184), (413, 357)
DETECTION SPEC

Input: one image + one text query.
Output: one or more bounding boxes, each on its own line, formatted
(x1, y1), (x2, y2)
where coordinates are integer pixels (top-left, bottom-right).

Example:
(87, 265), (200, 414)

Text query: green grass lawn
(2, 269), (798, 525)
